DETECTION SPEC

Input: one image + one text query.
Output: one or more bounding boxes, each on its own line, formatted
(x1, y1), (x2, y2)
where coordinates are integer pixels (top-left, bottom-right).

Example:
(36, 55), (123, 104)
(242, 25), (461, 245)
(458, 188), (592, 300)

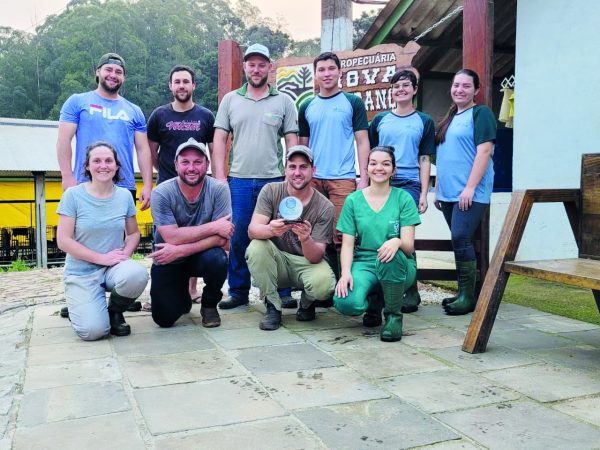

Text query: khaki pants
(246, 239), (336, 311)
(311, 178), (356, 248)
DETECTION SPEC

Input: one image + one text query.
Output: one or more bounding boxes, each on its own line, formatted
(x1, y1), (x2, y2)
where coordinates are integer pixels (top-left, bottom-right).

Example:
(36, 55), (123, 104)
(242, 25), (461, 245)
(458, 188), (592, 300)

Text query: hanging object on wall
(499, 75), (515, 128)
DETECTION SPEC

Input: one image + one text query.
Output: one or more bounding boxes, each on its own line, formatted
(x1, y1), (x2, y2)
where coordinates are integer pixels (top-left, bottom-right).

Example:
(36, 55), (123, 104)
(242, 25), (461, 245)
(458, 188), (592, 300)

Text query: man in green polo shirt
(212, 43), (299, 309)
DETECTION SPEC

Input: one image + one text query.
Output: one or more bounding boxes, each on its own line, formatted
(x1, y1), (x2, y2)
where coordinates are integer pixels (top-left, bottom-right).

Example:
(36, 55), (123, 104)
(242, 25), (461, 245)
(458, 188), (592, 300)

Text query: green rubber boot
(362, 291), (383, 327)
(108, 289), (135, 337)
(444, 260), (477, 315)
(380, 281), (405, 342)
(401, 279), (421, 313)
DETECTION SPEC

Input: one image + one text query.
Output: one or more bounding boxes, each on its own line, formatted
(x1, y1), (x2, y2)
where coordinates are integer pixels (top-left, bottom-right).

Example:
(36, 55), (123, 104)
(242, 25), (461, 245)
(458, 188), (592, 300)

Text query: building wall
(513, 0), (600, 259)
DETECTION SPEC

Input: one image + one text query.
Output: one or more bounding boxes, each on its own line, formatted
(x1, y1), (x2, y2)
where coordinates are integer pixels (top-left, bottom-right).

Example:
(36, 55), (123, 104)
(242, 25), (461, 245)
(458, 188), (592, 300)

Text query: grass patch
(426, 275), (600, 326)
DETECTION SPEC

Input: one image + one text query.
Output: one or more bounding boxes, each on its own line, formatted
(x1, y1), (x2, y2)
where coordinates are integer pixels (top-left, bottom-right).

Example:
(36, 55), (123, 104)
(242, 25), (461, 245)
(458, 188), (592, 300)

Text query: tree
(353, 9), (378, 47)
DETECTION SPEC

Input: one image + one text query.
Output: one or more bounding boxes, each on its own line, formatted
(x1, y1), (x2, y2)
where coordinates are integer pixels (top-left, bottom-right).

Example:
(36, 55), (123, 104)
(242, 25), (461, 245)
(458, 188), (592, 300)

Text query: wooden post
(217, 40), (243, 104)
(33, 171), (47, 269)
(463, 0), (494, 106)
(321, 0), (353, 52)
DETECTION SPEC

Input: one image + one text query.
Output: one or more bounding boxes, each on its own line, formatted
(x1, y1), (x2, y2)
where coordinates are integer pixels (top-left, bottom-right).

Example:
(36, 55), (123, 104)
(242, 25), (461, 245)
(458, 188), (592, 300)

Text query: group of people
(55, 44), (496, 344)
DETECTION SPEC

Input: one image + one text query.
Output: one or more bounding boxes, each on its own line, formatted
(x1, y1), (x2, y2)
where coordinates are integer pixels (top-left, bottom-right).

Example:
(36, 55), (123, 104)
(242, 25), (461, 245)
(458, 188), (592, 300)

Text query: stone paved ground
(1, 261), (600, 449)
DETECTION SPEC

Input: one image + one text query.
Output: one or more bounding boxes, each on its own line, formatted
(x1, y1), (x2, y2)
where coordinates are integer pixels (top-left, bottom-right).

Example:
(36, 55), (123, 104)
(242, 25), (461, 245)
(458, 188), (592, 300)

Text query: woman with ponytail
(434, 69), (496, 315)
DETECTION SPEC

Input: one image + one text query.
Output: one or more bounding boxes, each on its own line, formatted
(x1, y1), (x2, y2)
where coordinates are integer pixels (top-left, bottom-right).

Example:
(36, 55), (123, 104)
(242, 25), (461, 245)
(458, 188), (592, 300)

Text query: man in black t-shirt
(147, 65), (216, 302)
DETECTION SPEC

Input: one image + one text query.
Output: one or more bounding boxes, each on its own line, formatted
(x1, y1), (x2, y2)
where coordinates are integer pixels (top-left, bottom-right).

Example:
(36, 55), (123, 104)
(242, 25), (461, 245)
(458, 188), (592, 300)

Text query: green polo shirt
(214, 83), (298, 178)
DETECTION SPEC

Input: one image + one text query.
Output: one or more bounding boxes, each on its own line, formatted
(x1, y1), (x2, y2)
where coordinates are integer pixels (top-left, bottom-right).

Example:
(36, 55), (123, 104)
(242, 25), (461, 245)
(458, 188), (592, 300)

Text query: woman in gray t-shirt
(57, 142), (148, 340)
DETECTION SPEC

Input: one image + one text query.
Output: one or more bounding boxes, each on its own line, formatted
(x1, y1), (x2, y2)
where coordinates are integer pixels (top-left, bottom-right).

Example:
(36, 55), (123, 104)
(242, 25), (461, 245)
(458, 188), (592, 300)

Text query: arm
(56, 122), (78, 191)
(207, 142), (214, 163)
(354, 129), (370, 190)
(418, 155), (431, 214)
(122, 215), (141, 256)
(148, 139), (160, 171)
(298, 136), (309, 146)
(459, 141), (494, 210)
(133, 131), (154, 210)
(290, 221), (326, 264)
(57, 215), (129, 267)
(150, 235), (227, 265)
(248, 213), (292, 240)
(377, 225), (416, 263)
(212, 128), (229, 181)
(335, 233), (356, 298)
(157, 214), (233, 245)
(284, 132), (298, 150)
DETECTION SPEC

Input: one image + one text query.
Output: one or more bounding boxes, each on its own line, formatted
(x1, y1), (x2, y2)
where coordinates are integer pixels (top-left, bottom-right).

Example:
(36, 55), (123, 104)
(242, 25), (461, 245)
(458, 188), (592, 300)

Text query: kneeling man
(150, 138), (233, 328)
(246, 146), (336, 330)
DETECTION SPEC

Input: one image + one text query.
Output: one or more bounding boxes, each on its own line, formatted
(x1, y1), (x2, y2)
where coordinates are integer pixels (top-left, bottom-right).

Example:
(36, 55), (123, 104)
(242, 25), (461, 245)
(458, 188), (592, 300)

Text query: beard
(174, 91), (192, 103)
(100, 78), (122, 94)
(180, 172), (205, 187)
(247, 74), (268, 88)
(288, 177), (311, 191)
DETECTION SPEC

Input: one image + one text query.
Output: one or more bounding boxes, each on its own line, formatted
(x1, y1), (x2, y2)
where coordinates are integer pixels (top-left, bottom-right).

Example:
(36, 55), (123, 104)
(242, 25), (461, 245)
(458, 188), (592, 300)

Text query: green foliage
(353, 10), (378, 47)
(131, 253), (144, 261)
(5, 259), (31, 272)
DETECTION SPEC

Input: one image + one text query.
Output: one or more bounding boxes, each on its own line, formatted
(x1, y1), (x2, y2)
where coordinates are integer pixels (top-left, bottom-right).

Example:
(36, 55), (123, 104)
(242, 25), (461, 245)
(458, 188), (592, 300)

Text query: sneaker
(259, 301), (281, 331)
(280, 295), (298, 309)
(200, 307), (221, 328)
(296, 301), (316, 321)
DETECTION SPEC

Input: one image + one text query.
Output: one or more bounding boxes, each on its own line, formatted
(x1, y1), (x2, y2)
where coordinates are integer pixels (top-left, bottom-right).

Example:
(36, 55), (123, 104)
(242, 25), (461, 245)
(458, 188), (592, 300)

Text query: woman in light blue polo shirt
(435, 69), (496, 315)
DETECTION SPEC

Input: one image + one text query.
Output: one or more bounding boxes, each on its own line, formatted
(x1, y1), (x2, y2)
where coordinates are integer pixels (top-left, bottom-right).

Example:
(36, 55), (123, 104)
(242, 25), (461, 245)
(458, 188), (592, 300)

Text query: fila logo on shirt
(89, 104), (130, 121)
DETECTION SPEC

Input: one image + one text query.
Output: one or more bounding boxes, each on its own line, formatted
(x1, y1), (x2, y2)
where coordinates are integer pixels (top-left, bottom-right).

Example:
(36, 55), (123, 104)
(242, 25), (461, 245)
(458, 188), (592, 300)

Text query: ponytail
(435, 103), (458, 145)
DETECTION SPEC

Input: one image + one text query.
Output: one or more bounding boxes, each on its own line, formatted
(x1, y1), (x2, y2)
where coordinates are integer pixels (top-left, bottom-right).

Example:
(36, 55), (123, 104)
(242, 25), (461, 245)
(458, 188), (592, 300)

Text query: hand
(291, 220), (312, 243)
(356, 178), (369, 190)
(434, 199), (442, 211)
(61, 175), (77, 191)
(377, 238), (400, 263)
(269, 219), (292, 237)
(458, 186), (475, 211)
(418, 193), (428, 214)
(139, 185), (152, 211)
(213, 214), (235, 239)
(149, 242), (181, 265)
(335, 273), (353, 298)
(97, 248), (129, 266)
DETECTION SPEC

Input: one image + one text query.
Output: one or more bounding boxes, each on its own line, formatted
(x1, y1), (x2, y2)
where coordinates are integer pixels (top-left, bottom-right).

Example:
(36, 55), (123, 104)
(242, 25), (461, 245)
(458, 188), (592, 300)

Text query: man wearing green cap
(57, 52), (153, 210)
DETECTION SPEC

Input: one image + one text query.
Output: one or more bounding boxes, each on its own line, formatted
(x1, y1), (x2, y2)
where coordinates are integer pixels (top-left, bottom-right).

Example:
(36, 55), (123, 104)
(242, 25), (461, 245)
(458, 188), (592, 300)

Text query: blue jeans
(391, 178), (421, 205)
(228, 176), (285, 300)
(439, 201), (488, 262)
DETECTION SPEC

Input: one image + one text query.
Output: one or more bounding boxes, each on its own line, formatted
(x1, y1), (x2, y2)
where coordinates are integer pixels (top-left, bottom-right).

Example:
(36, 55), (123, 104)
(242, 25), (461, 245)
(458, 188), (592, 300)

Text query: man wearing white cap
(150, 138), (233, 328)
(213, 43), (299, 310)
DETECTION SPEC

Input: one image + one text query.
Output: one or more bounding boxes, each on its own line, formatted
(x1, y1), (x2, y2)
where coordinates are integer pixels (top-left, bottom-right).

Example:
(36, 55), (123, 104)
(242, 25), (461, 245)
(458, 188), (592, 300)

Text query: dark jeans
(227, 176), (284, 300)
(439, 201), (488, 262)
(151, 247), (227, 327)
(391, 178), (421, 205)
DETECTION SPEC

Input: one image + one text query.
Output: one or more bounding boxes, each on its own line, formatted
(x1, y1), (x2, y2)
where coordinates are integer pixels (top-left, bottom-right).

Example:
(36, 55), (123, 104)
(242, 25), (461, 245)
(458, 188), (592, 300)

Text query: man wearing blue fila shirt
(298, 52), (370, 290)
(57, 53), (153, 210)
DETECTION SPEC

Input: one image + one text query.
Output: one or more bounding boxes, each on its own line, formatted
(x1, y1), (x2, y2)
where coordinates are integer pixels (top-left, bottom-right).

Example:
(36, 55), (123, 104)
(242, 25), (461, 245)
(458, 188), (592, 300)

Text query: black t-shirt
(147, 103), (215, 183)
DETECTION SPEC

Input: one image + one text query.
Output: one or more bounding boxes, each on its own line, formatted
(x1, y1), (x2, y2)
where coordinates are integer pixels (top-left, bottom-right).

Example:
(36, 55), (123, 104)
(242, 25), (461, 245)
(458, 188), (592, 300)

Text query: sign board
(270, 42), (420, 120)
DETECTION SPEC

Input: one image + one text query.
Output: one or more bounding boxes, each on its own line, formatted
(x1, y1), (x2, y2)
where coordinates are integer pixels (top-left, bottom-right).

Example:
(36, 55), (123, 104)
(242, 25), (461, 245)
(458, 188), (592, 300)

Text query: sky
(0, 0), (382, 40)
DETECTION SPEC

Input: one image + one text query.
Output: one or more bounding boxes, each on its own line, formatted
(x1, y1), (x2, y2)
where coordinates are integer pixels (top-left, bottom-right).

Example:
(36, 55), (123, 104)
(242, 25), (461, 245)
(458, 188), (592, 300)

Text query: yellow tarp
(0, 180), (154, 236)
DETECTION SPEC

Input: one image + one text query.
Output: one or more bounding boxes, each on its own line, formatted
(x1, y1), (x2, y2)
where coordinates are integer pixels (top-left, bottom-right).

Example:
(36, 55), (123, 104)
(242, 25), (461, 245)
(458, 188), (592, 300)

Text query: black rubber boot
(200, 306), (221, 328)
(362, 291), (383, 327)
(108, 289), (134, 336)
(380, 281), (405, 342)
(441, 295), (458, 307)
(259, 300), (281, 331)
(296, 301), (316, 321)
(60, 306), (69, 319)
(281, 295), (298, 309)
(444, 260), (477, 315)
(218, 297), (249, 309)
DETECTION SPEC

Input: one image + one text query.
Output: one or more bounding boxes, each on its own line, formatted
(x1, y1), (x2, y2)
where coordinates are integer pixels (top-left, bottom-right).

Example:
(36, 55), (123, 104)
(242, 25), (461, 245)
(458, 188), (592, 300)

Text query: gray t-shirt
(57, 184), (137, 276)
(151, 176), (231, 263)
(214, 83), (298, 178)
(254, 181), (334, 256)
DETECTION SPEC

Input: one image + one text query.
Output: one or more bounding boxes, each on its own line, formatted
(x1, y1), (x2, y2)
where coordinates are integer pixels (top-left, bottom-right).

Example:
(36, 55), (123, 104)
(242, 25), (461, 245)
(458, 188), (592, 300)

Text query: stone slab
(299, 327), (384, 352)
(552, 396), (600, 427)
(29, 326), (82, 346)
(23, 358), (121, 391)
(154, 416), (326, 450)
(125, 315), (196, 334)
(134, 377), (285, 435)
(436, 400), (600, 450)
(295, 398), (459, 449)
(0, 348), (26, 377)
(31, 305), (74, 329)
(495, 303), (552, 320)
(206, 326), (304, 350)
(111, 328), (213, 357)
(122, 350), (246, 388)
(235, 343), (340, 374)
(512, 314), (599, 333)
(257, 367), (389, 410)
(487, 328), (574, 350)
(0, 308), (32, 337)
(531, 345), (600, 372)
(431, 345), (539, 373)
(28, 340), (112, 366)
(419, 441), (484, 450)
(13, 411), (145, 450)
(18, 382), (130, 427)
(481, 363), (600, 402)
(191, 311), (263, 330)
(282, 312), (363, 332)
(401, 327), (465, 349)
(382, 368), (519, 413)
(558, 328), (600, 347)
(332, 345), (448, 379)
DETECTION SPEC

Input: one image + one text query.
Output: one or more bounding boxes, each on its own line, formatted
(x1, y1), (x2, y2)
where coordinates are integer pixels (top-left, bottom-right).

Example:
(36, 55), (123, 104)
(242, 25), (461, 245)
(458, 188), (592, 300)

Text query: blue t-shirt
(59, 91), (147, 190)
(369, 110), (435, 182)
(298, 92), (369, 179)
(436, 105), (497, 204)
(57, 184), (137, 276)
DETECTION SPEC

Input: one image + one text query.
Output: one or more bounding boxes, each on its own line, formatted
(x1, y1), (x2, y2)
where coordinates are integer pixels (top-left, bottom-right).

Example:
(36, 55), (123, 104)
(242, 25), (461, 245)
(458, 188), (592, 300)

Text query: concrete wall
(513, 0), (600, 260)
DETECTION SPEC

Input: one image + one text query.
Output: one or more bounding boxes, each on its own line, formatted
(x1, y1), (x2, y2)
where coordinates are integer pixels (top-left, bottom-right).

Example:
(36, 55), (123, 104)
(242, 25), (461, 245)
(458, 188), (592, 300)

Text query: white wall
(513, 0), (600, 260)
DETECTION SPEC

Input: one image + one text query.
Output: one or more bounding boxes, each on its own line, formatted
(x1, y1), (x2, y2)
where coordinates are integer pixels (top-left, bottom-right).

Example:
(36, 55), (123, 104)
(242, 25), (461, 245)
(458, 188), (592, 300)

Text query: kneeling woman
(57, 142), (149, 340)
(334, 146), (421, 341)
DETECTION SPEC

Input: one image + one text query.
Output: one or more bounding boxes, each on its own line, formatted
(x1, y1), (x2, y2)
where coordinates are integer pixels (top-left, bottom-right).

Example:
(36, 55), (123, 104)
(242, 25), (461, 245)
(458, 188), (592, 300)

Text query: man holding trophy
(246, 146), (336, 330)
